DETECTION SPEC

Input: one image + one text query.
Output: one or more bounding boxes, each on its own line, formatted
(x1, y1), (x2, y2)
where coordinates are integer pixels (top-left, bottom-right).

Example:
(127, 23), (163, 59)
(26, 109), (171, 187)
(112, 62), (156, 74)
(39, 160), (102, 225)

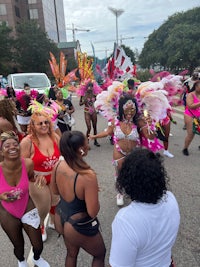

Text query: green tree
(139, 7), (200, 73)
(14, 20), (59, 72)
(0, 22), (14, 75)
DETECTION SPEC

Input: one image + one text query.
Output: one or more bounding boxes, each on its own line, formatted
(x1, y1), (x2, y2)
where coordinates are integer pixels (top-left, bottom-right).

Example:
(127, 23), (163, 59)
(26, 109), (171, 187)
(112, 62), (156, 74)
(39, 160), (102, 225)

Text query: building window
(28, 0), (37, 4)
(0, 4), (7, 15)
(29, 9), (39, 19)
(15, 6), (20, 18)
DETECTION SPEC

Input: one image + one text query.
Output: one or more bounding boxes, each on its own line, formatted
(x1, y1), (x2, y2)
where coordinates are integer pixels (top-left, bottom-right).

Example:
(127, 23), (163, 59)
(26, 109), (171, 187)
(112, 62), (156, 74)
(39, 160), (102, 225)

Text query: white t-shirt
(109, 191), (180, 267)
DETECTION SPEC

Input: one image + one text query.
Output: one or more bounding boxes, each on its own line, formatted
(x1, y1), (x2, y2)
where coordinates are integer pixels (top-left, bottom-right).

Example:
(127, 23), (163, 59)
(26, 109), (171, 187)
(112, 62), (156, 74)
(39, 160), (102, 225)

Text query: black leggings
(0, 203), (43, 261)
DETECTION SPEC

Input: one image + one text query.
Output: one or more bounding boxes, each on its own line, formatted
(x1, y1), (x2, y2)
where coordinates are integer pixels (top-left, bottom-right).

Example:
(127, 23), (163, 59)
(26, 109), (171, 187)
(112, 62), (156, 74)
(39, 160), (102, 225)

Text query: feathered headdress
(77, 52), (94, 81)
(76, 79), (102, 96)
(16, 90), (38, 111)
(94, 81), (125, 121)
(49, 51), (79, 88)
(135, 81), (171, 125)
(149, 71), (185, 106)
(28, 100), (62, 122)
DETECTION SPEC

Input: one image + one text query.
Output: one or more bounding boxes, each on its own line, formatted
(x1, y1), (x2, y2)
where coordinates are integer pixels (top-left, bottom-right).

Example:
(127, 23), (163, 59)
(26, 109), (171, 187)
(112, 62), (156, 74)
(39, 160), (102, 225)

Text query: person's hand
(171, 119), (177, 125)
(88, 134), (95, 141)
(0, 191), (19, 202)
(34, 174), (47, 188)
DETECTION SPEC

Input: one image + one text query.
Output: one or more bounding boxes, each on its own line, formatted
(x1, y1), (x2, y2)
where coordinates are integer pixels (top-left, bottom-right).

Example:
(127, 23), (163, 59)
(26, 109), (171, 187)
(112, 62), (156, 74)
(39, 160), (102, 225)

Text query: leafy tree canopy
(139, 7), (200, 74)
(14, 20), (59, 73)
(0, 22), (14, 75)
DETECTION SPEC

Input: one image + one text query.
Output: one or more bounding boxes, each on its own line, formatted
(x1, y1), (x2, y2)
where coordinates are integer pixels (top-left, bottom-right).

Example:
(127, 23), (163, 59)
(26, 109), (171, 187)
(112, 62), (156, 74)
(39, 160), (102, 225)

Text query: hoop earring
(80, 149), (85, 156)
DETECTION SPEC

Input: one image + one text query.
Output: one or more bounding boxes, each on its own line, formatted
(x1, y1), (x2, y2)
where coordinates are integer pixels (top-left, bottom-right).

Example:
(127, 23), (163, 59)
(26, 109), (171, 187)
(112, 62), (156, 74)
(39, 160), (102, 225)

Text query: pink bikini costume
(112, 119), (139, 167)
(184, 93), (200, 117)
(0, 159), (40, 228)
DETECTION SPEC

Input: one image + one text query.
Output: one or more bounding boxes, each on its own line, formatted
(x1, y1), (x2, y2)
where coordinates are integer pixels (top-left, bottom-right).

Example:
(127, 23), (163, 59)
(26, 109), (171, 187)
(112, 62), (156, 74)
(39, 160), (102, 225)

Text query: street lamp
(108, 7), (124, 45)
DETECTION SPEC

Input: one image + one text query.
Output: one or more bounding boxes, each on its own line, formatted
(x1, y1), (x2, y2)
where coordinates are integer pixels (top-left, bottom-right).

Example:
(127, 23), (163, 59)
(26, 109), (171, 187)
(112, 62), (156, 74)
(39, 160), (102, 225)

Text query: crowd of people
(0, 69), (199, 266)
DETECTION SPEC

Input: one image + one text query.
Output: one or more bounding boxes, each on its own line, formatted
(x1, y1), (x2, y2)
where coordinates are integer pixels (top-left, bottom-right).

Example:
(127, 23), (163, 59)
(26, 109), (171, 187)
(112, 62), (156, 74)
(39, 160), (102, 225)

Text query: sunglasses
(36, 120), (50, 126)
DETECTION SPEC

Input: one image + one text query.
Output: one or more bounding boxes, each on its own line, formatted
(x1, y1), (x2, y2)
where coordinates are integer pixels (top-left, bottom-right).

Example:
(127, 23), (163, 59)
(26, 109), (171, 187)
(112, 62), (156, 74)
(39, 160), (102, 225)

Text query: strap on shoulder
(73, 173), (79, 196)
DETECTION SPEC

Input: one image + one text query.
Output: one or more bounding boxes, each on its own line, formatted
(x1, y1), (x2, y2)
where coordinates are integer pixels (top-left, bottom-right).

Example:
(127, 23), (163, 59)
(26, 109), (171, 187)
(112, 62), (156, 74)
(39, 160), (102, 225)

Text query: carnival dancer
(0, 131), (50, 267)
(183, 80), (200, 155)
(16, 83), (38, 134)
(20, 111), (60, 242)
(89, 81), (162, 206)
(78, 81), (102, 147)
(136, 73), (184, 158)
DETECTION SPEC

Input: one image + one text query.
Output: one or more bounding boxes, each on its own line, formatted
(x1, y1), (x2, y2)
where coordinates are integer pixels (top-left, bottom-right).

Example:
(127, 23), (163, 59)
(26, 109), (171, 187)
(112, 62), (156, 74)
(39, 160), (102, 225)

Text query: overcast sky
(63, 0), (199, 59)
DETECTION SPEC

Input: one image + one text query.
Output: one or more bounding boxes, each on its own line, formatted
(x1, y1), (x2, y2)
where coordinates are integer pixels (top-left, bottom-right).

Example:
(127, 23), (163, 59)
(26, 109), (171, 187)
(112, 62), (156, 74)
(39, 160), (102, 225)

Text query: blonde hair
(28, 111), (56, 146)
(0, 131), (19, 149)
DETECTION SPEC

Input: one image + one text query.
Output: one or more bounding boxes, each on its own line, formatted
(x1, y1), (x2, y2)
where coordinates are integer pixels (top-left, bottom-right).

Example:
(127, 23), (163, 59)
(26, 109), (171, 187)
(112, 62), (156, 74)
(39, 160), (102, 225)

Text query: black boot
(182, 148), (189, 156)
(109, 136), (114, 145)
(94, 139), (100, 147)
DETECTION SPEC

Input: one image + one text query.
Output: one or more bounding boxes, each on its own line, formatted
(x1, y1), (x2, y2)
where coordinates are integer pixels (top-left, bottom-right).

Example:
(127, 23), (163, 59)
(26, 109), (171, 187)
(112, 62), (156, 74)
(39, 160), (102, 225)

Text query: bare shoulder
(54, 160), (74, 178)
(54, 132), (60, 145)
(81, 170), (97, 182)
(20, 135), (31, 146)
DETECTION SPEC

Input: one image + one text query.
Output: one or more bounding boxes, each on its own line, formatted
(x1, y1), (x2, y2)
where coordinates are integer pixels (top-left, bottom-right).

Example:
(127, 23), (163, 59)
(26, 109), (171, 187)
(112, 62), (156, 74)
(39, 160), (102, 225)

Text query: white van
(7, 73), (51, 93)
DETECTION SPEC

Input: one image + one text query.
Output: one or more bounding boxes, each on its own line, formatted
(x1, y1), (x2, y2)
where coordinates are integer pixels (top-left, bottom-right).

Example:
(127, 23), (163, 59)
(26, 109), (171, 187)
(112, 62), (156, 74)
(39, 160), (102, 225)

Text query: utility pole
(108, 7), (124, 45)
(66, 24), (90, 42)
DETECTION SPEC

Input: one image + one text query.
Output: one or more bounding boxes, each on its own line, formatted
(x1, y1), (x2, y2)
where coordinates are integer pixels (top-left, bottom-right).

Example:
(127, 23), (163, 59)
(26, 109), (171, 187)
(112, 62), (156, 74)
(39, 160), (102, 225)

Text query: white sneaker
(116, 193), (124, 206)
(18, 260), (28, 267)
(32, 257), (50, 267)
(48, 221), (55, 230)
(163, 150), (174, 158)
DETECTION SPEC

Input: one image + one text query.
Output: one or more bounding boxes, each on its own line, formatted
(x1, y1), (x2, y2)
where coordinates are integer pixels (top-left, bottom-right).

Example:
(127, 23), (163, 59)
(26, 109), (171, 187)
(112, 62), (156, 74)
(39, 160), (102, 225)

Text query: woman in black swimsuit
(51, 130), (106, 267)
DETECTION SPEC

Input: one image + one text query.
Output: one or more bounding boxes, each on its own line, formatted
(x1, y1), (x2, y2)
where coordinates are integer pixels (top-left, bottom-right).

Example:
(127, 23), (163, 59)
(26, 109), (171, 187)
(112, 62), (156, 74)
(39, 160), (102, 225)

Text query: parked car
(7, 73), (51, 93)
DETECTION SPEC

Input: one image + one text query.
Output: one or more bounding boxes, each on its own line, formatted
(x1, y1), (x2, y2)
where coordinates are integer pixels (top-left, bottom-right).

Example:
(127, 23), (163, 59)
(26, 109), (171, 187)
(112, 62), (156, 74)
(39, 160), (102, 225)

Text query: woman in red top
(20, 111), (60, 242)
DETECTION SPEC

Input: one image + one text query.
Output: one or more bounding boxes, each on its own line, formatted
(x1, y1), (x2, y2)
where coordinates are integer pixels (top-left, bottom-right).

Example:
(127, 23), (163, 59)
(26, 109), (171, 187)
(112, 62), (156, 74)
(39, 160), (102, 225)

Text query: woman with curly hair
(109, 148), (180, 267)
(20, 111), (60, 242)
(51, 130), (106, 267)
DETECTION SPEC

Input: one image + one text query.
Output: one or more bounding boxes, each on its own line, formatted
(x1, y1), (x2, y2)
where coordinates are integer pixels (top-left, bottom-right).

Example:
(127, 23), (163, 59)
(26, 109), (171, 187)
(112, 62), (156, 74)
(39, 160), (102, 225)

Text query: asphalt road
(0, 96), (200, 267)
